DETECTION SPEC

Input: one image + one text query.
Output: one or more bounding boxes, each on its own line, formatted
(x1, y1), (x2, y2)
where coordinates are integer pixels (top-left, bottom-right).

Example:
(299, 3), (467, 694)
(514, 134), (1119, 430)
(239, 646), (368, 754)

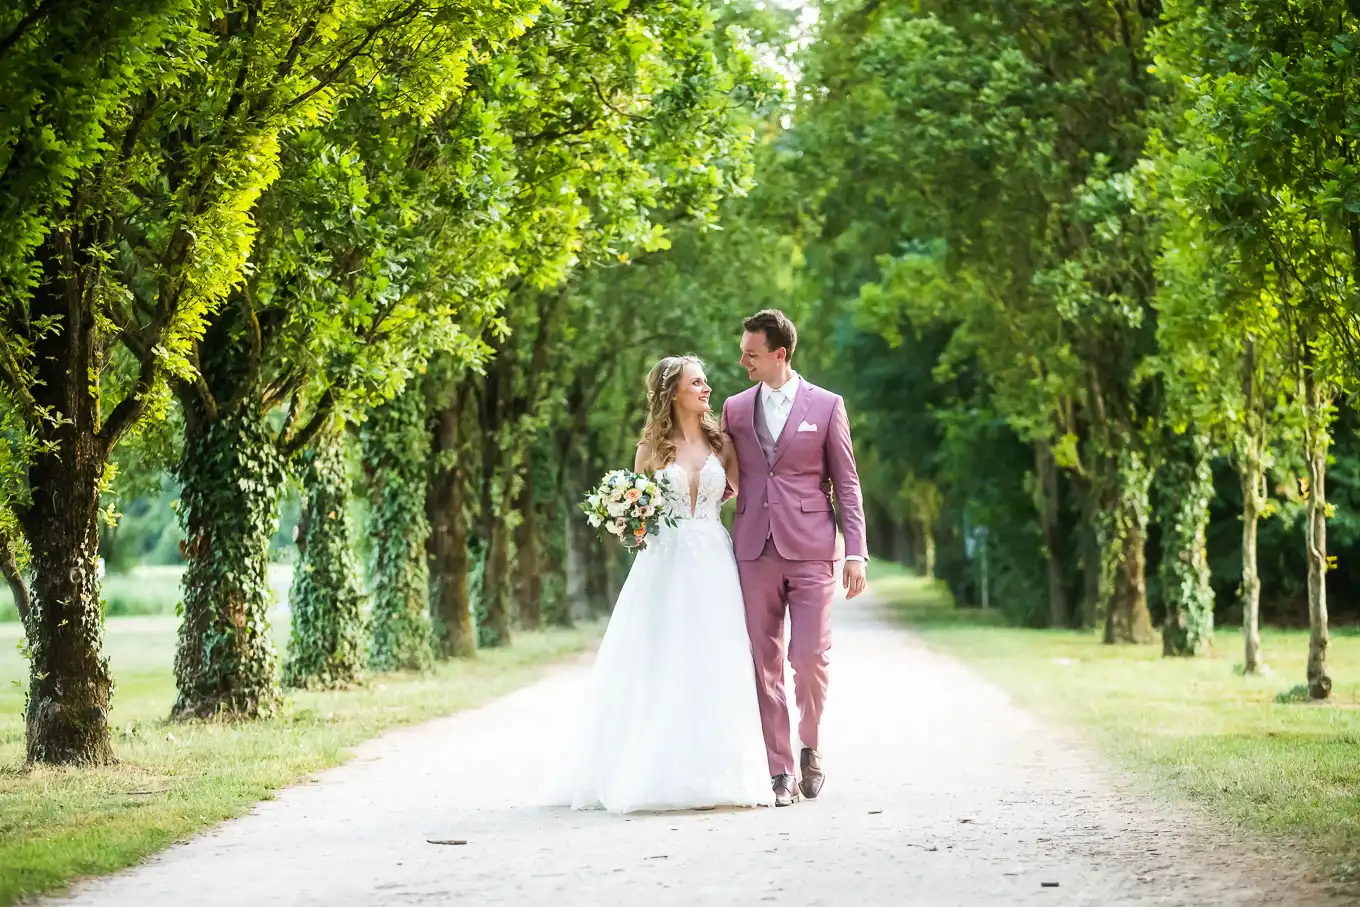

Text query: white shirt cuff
(844, 555), (866, 563)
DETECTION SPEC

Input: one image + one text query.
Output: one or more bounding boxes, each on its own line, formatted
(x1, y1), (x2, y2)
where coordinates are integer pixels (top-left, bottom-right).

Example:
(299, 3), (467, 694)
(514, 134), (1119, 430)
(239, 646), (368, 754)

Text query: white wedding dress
(536, 453), (773, 813)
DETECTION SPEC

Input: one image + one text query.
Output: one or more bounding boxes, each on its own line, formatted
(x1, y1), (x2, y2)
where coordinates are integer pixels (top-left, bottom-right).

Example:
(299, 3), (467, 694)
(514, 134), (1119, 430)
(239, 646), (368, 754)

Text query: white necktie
(766, 388), (790, 439)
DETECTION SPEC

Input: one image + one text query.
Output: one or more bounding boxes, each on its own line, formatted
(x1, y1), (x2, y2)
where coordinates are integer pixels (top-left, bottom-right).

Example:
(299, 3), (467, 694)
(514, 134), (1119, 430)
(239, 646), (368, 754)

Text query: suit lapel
(770, 381), (815, 468)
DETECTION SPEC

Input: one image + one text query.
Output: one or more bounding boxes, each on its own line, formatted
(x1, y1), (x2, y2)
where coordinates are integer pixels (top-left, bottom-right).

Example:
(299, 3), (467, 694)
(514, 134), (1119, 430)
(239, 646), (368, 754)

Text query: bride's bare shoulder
(634, 441), (654, 474)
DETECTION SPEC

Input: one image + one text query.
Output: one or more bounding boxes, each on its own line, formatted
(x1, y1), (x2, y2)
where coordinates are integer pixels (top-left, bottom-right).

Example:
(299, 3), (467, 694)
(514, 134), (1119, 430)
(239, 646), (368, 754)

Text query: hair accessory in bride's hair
(647, 357), (686, 404)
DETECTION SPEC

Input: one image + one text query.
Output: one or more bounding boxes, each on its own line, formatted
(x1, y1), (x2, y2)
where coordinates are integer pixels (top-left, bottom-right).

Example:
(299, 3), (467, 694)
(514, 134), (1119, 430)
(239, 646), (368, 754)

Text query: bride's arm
(721, 432), (739, 495)
(634, 442), (653, 475)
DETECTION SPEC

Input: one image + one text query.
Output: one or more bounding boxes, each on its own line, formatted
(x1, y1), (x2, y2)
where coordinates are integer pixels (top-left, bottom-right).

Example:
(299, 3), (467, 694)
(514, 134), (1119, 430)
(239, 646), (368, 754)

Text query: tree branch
(0, 339), (41, 420)
(284, 389), (337, 456)
(221, 2), (261, 124)
(97, 350), (157, 453)
(0, 0), (59, 61)
(0, 529), (30, 635)
(286, 0), (423, 115)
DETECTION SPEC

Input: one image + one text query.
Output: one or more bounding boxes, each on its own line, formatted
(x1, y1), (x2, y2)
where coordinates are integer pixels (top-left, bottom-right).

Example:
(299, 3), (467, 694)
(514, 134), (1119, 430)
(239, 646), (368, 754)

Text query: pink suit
(723, 380), (867, 777)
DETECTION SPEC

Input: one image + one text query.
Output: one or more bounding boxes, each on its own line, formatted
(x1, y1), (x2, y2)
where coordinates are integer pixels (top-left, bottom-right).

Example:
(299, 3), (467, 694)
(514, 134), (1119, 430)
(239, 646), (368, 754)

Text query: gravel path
(49, 595), (1342, 906)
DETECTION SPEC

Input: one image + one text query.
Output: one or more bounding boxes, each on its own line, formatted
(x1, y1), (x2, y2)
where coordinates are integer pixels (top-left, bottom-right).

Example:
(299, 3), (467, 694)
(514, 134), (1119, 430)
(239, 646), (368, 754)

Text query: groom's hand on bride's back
(843, 560), (867, 599)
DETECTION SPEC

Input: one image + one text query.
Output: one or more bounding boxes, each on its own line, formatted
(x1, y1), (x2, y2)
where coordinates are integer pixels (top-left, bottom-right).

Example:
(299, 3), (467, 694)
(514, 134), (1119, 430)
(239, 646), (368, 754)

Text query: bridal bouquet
(582, 470), (676, 551)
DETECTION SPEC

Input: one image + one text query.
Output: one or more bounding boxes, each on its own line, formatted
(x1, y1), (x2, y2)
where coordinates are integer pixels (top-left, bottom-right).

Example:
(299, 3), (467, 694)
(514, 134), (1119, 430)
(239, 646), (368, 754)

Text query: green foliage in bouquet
(582, 471), (679, 551)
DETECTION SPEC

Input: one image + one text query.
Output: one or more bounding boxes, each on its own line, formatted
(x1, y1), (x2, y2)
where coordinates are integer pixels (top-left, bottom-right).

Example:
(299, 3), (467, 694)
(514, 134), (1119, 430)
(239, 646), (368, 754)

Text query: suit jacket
(722, 379), (867, 562)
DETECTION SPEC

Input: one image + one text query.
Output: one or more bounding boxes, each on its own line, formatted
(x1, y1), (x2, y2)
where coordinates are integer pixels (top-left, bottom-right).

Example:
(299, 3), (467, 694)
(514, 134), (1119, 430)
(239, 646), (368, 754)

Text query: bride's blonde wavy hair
(638, 355), (725, 473)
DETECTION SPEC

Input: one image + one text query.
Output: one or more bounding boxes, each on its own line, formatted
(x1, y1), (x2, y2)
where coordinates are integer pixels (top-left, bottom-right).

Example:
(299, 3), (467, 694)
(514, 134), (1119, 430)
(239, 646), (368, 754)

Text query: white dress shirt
(761, 373), (801, 440)
(760, 373), (865, 564)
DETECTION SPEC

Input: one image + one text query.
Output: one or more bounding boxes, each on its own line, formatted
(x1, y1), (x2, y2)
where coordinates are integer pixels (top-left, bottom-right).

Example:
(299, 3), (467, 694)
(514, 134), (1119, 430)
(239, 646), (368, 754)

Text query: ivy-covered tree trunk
(1159, 431), (1215, 656)
(362, 385), (434, 672)
(426, 382), (476, 658)
(478, 488), (514, 647)
(920, 526), (936, 581)
(474, 351), (514, 649)
(565, 506), (590, 621)
(20, 274), (113, 761)
(1301, 365), (1332, 700)
(515, 456), (543, 630)
(1034, 440), (1068, 628)
(541, 499), (572, 628)
(283, 426), (366, 689)
(173, 406), (285, 719)
(1100, 447), (1155, 645)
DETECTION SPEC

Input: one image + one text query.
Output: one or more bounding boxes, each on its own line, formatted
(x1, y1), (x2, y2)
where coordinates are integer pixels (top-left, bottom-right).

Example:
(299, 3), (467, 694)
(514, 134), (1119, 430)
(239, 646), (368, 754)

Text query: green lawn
(873, 562), (1360, 882)
(0, 565), (294, 622)
(0, 612), (601, 905)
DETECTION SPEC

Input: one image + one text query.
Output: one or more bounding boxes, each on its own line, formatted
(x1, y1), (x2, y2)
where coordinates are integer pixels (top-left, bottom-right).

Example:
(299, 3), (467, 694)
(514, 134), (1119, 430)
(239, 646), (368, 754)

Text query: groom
(723, 309), (867, 807)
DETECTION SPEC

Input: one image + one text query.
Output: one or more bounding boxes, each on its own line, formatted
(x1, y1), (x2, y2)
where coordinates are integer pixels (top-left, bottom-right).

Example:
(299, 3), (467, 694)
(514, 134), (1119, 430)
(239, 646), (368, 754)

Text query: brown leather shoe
(799, 748), (825, 800)
(772, 773), (799, 807)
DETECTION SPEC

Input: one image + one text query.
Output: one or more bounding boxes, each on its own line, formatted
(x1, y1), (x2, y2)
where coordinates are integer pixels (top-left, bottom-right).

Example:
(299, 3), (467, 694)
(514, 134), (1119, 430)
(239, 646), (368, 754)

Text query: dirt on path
(47, 596), (1343, 906)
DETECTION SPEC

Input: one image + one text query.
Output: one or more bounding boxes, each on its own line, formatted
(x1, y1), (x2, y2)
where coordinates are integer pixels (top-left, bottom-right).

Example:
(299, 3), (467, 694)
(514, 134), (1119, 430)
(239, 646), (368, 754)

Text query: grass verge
(0, 566), (294, 622)
(873, 562), (1360, 882)
(0, 614), (601, 905)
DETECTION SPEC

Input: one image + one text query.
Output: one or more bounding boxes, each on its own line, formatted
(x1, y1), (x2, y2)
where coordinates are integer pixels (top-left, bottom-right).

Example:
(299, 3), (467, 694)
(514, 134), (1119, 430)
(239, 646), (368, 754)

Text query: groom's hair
(744, 309), (797, 363)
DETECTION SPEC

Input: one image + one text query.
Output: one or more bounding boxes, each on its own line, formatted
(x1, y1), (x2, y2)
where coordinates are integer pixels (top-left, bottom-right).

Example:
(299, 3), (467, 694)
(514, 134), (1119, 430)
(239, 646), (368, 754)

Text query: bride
(537, 355), (772, 813)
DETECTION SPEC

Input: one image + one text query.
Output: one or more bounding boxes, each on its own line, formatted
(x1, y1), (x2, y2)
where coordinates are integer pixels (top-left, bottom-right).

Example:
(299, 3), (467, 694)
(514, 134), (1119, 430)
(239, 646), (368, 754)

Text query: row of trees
(565, 0), (1360, 708)
(13, 0), (1356, 771)
(765, 0), (1360, 699)
(0, 0), (782, 765)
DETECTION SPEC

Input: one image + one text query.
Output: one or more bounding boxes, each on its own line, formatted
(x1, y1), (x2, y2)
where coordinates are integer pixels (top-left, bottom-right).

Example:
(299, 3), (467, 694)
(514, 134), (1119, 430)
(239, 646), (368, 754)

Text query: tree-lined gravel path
(49, 596), (1341, 906)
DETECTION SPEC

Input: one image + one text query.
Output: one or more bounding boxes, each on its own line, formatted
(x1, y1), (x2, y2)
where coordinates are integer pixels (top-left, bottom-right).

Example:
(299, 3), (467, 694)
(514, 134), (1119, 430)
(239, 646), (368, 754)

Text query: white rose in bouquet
(580, 469), (679, 552)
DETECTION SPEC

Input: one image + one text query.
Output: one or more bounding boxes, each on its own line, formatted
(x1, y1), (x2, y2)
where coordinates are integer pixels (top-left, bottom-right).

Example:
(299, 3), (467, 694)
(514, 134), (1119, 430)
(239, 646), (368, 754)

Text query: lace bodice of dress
(656, 453), (726, 522)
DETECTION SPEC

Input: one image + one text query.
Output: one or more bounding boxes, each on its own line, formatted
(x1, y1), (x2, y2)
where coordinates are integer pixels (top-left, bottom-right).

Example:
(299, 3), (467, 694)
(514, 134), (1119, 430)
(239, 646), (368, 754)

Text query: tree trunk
(543, 518), (572, 628)
(478, 488), (514, 647)
(921, 523), (936, 581)
(18, 242), (115, 763)
(1159, 431), (1215, 656)
(1239, 341), (1266, 674)
(585, 541), (612, 617)
(891, 520), (913, 567)
(362, 383), (434, 672)
(283, 426), (367, 689)
(515, 452), (543, 630)
(471, 349), (513, 648)
(173, 404), (285, 719)
(22, 446), (113, 764)
(1240, 453), (1264, 674)
(1035, 440), (1068, 628)
(1106, 513), (1153, 644)
(425, 375), (475, 658)
(1302, 368), (1331, 699)
(565, 505), (590, 621)
(1102, 449), (1155, 645)
(1076, 478), (1102, 631)
(605, 544), (625, 602)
